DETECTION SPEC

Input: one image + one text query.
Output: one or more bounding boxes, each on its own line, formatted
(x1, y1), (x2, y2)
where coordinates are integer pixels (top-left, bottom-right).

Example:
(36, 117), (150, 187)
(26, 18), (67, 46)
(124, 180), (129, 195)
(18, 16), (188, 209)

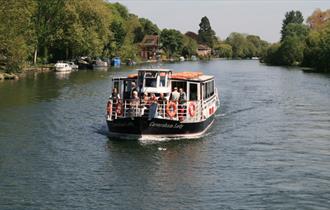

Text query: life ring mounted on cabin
(166, 101), (177, 119)
(188, 102), (196, 117)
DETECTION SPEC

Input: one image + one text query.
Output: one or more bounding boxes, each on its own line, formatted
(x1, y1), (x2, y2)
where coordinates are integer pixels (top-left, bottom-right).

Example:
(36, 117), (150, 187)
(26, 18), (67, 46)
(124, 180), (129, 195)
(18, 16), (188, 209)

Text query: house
(197, 44), (212, 57)
(139, 35), (160, 60)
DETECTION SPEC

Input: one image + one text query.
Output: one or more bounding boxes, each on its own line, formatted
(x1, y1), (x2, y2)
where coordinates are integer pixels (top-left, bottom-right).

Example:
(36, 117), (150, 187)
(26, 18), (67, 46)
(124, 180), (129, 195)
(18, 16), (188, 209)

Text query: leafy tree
(185, 31), (198, 41)
(226, 33), (247, 58)
(281, 23), (309, 41)
(214, 44), (232, 58)
(181, 35), (198, 58)
(0, 0), (36, 71)
(133, 18), (159, 43)
(302, 30), (321, 68)
(263, 43), (281, 65)
(281, 10), (304, 41)
(307, 9), (330, 30)
(316, 24), (330, 71)
(160, 29), (184, 57)
(198, 16), (216, 48)
(278, 36), (305, 65)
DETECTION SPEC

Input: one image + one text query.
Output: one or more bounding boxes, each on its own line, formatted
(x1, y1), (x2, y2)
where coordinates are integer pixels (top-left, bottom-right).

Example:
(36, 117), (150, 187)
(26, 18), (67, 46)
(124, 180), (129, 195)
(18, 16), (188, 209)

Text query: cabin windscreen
(203, 80), (215, 100)
(189, 83), (198, 101)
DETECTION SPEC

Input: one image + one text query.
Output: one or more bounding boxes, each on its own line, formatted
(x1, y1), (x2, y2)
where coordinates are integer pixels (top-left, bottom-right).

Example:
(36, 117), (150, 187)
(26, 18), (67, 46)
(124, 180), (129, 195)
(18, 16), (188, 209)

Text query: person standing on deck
(179, 88), (187, 120)
(170, 87), (180, 101)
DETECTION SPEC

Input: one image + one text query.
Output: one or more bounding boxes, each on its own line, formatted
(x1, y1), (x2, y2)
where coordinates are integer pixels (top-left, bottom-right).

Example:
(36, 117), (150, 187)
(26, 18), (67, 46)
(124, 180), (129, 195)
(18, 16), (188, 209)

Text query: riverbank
(0, 65), (53, 81)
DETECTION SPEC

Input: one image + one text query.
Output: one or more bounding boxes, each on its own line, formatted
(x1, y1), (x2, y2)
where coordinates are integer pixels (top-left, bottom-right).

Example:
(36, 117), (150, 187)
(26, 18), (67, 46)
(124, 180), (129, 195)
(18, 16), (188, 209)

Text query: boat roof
(113, 70), (214, 82)
(136, 69), (172, 72)
(171, 72), (214, 82)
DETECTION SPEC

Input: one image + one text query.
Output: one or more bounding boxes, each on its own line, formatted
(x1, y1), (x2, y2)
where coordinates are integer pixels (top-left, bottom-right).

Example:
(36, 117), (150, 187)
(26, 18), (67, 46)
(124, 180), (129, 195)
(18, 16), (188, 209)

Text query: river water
(0, 60), (329, 209)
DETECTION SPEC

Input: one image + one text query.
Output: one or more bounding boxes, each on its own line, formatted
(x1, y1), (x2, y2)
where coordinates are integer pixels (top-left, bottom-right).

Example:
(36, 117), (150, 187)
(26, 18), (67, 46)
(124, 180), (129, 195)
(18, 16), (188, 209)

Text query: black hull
(107, 115), (215, 138)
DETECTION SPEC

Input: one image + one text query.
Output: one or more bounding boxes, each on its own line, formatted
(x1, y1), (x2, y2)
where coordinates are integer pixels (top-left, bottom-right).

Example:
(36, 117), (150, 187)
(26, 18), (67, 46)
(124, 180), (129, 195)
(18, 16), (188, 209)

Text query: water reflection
(55, 71), (71, 80)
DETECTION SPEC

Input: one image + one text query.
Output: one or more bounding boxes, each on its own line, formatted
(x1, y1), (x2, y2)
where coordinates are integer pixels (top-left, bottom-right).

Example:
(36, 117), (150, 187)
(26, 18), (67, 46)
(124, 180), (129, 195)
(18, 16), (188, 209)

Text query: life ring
(188, 102), (196, 117)
(166, 101), (177, 119)
(106, 101), (112, 115)
(116, 102), (123, 116)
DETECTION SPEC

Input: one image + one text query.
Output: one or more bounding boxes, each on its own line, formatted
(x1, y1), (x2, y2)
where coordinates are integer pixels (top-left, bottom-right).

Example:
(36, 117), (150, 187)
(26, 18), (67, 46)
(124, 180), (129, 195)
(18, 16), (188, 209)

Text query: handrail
(107, 95), (217, 122)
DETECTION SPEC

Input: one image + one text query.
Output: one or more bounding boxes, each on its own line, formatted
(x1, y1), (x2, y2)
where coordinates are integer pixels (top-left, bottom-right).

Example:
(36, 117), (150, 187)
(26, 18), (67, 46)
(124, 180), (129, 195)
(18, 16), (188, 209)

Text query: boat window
(145, 78), (157, 87)
(203, 80), (215, 100)
(160, 76), (166, 87)
(145, 72), (157, 87)
(171, 81), (187, 92)
(189, 83), (198, 101)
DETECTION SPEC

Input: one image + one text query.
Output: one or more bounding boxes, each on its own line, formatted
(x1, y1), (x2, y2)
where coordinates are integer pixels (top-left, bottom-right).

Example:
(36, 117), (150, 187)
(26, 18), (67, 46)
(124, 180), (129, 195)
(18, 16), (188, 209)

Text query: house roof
(198, 44), (211, 50)
(140, 35), (159, 47)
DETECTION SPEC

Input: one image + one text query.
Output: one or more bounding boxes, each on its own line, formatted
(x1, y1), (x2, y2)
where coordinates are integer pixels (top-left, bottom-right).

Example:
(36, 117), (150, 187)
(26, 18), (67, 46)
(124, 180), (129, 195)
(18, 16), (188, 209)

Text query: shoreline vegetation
(0, 1), (329, 81)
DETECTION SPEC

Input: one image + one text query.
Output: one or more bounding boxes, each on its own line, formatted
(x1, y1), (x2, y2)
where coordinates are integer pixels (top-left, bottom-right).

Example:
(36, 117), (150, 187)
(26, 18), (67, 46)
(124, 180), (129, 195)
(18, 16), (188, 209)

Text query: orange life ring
(106, 101), (112, 115)
(116, 102), (123, 116)
(188, 102), (196, 117)
(166, 101), (177, 119)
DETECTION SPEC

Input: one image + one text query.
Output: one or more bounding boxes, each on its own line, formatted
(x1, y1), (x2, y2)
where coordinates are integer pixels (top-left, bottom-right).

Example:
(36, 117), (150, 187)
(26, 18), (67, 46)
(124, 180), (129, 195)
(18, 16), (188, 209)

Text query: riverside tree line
(0, 1), (328, 72)
(0, 0), (269, 73)
(263, 9), (330, 72)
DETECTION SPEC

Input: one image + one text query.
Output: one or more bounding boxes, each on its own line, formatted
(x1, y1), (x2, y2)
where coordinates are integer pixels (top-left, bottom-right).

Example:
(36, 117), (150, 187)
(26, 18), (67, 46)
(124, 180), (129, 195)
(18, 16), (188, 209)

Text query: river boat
(106, 69), (220, 139)
(67, 61), (79, 70)
(93, 59), (108, 69)
(54, 62), (72, 72)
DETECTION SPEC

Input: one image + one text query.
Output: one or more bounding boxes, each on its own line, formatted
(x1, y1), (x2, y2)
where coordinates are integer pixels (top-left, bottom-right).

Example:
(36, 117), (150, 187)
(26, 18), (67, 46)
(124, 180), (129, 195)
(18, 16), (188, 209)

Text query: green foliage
(198, 16), (216, 48)
(0, 0), (36, 72)
(263, 43), (281, 65)
(133, 18), (160, 43)
(160, 29), (184, 57)
(181, 35), (198, 57)
(278, 36), (305, 65)
(281, 10), (304, 41)
(315, 24), (330, 71)
(264, 8), (330, 72)
(225, 33), (268, 58)
(214, 44), (233, 58)
(282, 23), (309, 41)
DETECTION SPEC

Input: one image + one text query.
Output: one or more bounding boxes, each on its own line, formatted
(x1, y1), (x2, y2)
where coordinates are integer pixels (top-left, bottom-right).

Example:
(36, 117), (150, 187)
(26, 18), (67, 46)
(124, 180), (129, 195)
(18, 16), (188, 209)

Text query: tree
(307, 9), (330, 30)
(181, 35), (198, 58)
(198, 16), (216, 48)
(185, 31), (198, 41)
(302, 30), (321, 68)
(133, 18), (159, 43)
(160, 29), (184, 57)
(316, 24), (330, 71)
(226, 33), (248, 58)
(263, 43), (281, 65)
(281, 10), (304, 41)
(214, 44), (232, 58)
(281, 23), (309, 41)
(0, 0), (36, 71)
(278, 36), (305, 65)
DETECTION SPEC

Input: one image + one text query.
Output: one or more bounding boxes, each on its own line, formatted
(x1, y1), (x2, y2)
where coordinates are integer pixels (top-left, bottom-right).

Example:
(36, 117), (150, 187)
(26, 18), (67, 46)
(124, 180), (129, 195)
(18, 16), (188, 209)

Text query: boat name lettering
(149, 122), (184, 129)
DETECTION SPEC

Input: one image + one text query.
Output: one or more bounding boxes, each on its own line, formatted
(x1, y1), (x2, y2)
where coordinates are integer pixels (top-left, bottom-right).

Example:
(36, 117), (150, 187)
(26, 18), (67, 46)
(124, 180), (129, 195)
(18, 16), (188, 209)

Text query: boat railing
(106, 98), (210, 122)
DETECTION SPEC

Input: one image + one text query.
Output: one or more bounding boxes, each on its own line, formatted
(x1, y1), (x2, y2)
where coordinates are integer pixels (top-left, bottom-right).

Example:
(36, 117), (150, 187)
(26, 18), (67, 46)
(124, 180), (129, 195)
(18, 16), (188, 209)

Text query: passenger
(179, 88), (187, 121)
(131, 82), (137, 99)
(148, 93), (158, 120)
(129, 90), (139, 118)
(170, 87), (180, 101)
(111, 88), (120, 103)
(157, 93), (167, 118)
(157, 93), (167, 105)
(142, 92), (149, 104)
(179, 88), (187, 104)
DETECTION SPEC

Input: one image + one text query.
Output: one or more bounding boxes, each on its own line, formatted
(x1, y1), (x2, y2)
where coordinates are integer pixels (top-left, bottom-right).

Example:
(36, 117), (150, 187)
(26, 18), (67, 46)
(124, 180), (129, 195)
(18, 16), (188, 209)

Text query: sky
(108, 0), (330, 43)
